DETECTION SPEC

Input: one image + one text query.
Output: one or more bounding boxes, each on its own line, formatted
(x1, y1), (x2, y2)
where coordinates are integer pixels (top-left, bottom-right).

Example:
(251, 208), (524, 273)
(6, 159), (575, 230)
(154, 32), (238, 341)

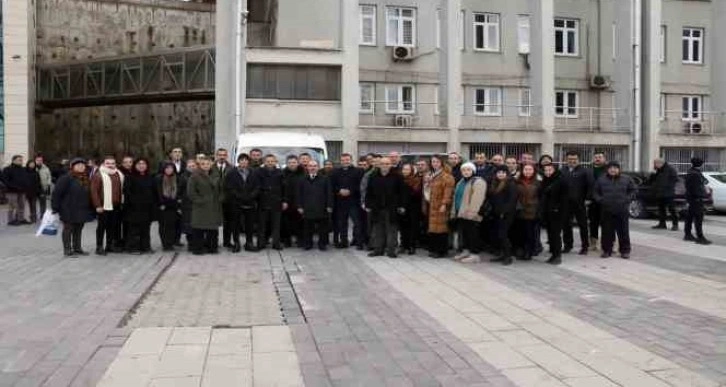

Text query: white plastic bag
(36, 210), (59, 237)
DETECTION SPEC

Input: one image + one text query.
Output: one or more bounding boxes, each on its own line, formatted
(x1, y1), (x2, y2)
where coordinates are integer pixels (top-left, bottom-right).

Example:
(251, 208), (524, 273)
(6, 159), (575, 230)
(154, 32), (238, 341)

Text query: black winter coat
(561, 165), (593, 203)
(124, 173), (158, 223)
(593, 174), (636, 215)
(539, 170), (568, 215)
(257, 167), (285, 210)
(156, 174), (182, 210)
(297, 175), (333, 219)
(282, 167), (305, 209)
(2, 164), (30, 193)
(685, 167), (708, 202)
(489, 179), (519, 218)
(179, 172), (192, 227)
(224, 168), (260, 209)
(51, 174), (93, 224)
(365, 172), (407, 217)
(331, 166), (364, 200)
(25, 167), (42, 198)
(651, 163), (678, 199)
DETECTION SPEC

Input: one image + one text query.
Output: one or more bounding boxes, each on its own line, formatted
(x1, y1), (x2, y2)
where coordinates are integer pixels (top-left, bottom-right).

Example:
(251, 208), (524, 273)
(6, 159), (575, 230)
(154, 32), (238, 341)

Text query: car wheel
(629, 199), (646, 219)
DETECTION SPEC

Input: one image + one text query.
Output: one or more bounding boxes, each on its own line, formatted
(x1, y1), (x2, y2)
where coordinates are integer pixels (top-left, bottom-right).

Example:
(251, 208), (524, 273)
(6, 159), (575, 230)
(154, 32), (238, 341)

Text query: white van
(234, 132), (328, 167)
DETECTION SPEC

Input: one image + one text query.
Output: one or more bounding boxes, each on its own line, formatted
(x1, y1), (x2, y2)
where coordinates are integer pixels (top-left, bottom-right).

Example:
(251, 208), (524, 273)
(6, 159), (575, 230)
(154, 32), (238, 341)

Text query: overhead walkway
(36, 46), (215, 108)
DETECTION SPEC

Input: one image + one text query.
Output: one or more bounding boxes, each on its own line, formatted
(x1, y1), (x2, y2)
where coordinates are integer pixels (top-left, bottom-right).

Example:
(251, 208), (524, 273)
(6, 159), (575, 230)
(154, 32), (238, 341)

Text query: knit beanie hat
(691, 157), (704, 168)
(70, 158), (86, 167)
(607, 161), (621, 169)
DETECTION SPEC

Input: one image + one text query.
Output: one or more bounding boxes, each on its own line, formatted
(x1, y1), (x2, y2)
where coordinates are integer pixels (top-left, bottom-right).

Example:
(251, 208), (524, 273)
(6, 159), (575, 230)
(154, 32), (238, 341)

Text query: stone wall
(35, 0), (216, 163)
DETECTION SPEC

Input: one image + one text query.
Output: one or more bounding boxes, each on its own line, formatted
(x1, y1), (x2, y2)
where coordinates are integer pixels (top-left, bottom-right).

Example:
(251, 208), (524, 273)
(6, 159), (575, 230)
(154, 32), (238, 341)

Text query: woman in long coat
(489, 165), (519, 265)
(516, 164), (540, 261)
(51, 158), (93, 257)
(426, 155), (455, 258)
(157, 162), (182, 251)
(452, 162), (487, 263)
(399, 163), (422, 255)
(124, 158), (157, 254)
(187, 157), (222, 255)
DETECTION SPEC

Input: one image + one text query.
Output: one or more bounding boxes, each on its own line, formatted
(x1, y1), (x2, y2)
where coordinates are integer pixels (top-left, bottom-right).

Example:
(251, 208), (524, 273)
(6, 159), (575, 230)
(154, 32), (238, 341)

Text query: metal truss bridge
(36, 46), (215, 108)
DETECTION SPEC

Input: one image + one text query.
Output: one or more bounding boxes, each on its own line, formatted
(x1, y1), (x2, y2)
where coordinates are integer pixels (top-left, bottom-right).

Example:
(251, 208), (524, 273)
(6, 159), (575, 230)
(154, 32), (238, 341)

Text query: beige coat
(452, 177), (487, 222)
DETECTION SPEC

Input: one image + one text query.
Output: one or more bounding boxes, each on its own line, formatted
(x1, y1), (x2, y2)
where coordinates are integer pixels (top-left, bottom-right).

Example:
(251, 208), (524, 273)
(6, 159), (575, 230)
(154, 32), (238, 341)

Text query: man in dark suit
(158, 147), (186, 175)
(224, 153), (260, 252)
(365, 157), (407, 258)
(257, 154), (285, 250)
(211, 148), (233, 247)
(297, 160), (333, 251)
(330, 153), (364, 248)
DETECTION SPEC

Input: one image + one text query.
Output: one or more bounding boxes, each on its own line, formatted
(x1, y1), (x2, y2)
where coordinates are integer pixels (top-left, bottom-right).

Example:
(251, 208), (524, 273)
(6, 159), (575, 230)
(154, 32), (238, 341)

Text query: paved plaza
(1, 215), (726, 386)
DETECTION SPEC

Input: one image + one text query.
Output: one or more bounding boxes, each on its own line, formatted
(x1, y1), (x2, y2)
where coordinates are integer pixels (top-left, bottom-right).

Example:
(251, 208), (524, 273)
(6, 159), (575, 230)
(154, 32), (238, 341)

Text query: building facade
(214, 0), (726, 171)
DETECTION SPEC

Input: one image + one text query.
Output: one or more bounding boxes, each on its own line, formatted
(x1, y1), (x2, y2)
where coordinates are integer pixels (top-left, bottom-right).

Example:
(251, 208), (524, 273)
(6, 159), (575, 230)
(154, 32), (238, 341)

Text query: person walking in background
(426, 155), (455, 258)
(297, 160), (333, 251)
(257, 155), (285, 250)
(123, 158), (157, 255)
(399, 163), (422, 255)
(24, 160), (42, 223)
(157, 162), (183, 251)
(650, 158), (679, 231)
(561, 151), (593, 255)
(593, 161), (636, 259)
(188, 156), (222, 255)
(282, 155), (305, 248)
(684, 158), (712, 245)
(365, 157), (407, 258)
(35, 154), (52, 220)
(3, 155), (30, 225)
(91, 156), (125, 255)
(52, 158), (93, 257)
(588, 152), (607, 250)
(212, 148), (233, 249)
(331, 153), (364, 249)
(452, 162), (487, 263)
(180, 159), (197, 247)
(488, 166), (519, 265)
(540, 163), (567, 265)
(516, 164), (540, 261)
(224, 154), (260, 252)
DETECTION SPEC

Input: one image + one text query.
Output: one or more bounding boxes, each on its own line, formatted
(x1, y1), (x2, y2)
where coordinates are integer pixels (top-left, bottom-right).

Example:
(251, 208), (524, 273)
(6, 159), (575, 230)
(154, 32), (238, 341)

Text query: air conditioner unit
(392, 46), (415, 61)
(590, 75), (611, 89)
(394, 115), (413, 127)
(685, 121), (703, 134)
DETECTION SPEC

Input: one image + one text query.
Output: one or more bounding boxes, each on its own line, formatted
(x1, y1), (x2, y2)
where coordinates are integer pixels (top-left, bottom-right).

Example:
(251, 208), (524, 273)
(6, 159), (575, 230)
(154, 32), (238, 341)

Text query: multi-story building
(215, 0), (726, 171)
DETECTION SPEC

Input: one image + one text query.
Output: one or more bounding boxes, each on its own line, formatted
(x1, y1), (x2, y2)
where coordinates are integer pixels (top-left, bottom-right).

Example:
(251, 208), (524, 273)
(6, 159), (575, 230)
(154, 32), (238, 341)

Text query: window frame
(518, 88), (531, 117)
(360, 83), (375, 114)
(359, 5), (377, 46)
(517, 15), (530, 54)
(473, 87), (503, 117)
(660, 25), (666, 63)
(554, 18), (579, 56)
(659, 93), (666, 121)
(385, 84), (416, 114)
(435, 9), (465, 50)
(555, 90), (579, 118)
(473, 12), (501, 52)
(681, 95), (703, 121)
(682, 27), (704, 65)
(386, 7), (416, 47)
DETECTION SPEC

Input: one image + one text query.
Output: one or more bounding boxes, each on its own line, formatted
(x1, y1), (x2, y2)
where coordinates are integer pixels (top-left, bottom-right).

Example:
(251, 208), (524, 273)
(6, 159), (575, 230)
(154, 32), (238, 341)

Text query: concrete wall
(33, 0), (215, 162)
(661, 0), (711, 96)
(276, 0), (340, 49)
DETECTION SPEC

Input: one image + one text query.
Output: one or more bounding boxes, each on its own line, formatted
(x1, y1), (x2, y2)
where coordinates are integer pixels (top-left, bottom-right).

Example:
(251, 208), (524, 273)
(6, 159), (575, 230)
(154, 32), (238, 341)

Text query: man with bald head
(389, 151), (402, 171)
(650, 157), (679, 230)
(365, 157), (407, 258)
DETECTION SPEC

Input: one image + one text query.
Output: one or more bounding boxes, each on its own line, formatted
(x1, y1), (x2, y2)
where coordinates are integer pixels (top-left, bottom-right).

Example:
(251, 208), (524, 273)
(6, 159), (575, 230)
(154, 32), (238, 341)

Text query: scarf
(162, 174), (177, 199)
(454, 177), (469, 213)
(71, 170), (89, 188)
(99, 166), (124, 210)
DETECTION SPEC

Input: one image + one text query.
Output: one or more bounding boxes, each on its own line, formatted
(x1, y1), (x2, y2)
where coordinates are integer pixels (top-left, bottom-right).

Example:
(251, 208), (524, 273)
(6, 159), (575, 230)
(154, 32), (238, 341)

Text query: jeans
(601, 210), (631, 254)
(334, 198), (363, 245)
(96, 208), (121, 249)
(684, 200), (705, 238)
(231, 207), (257, 248)
(6, 193), (26, 223)
(258, 208), (281, 248)
(563, 201), (589, 249)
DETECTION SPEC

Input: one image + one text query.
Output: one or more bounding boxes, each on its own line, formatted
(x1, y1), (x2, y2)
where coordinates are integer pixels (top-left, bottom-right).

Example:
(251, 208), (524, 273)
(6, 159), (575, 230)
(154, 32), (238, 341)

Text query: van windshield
(238, 147), (326, 167)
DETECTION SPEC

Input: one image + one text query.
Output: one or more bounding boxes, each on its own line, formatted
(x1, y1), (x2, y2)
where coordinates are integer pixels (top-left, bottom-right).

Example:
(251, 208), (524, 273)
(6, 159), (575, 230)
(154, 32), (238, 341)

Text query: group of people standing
(0, 154), (53, 225)
(5, 146), (713, 262)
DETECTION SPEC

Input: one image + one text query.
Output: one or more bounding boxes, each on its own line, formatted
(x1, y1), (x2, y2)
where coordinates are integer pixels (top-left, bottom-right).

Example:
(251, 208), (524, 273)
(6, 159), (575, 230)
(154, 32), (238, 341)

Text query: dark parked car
(622, 172), (714, 219)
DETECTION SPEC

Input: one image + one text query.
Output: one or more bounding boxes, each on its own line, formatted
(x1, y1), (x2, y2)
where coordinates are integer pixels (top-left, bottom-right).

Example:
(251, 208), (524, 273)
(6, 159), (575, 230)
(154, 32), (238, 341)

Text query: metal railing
(460, 105), (541, 131)
(553, 107), (631, 132)
(37, 46), (215, 108)
(659, 111), (726, 136)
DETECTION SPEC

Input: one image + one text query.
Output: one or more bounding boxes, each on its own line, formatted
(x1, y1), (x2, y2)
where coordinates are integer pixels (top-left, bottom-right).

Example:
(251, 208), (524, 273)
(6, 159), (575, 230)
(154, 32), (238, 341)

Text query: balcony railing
(554, 107), (631, 132)
(659, 111), (726, 136)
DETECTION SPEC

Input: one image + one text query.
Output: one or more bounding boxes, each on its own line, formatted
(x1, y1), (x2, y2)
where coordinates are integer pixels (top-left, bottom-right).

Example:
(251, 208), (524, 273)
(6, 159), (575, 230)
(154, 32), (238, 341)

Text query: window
(436, 9), (464, 49)
(660, 25), (666, 63)
(555, 90), (578, 117)
(385, 85), (415, 113)
(612, 23), (617, 61)
(518, 88), (531, 117)
(518, 15), (530, 54)
(360, 5), (377, 46)
(386, 7), (416, 47)
(247, 64), (341, 100)
(474, 13), (500, 52)
(434, 86), (440, 115)
(554, 18), (579, 56)
(360, 83), (375, 113)
(682, 27), (703, 64)
(659, 93), (666, 121)
(681, 95), (702, 121)
(474, 88), (502, 116)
